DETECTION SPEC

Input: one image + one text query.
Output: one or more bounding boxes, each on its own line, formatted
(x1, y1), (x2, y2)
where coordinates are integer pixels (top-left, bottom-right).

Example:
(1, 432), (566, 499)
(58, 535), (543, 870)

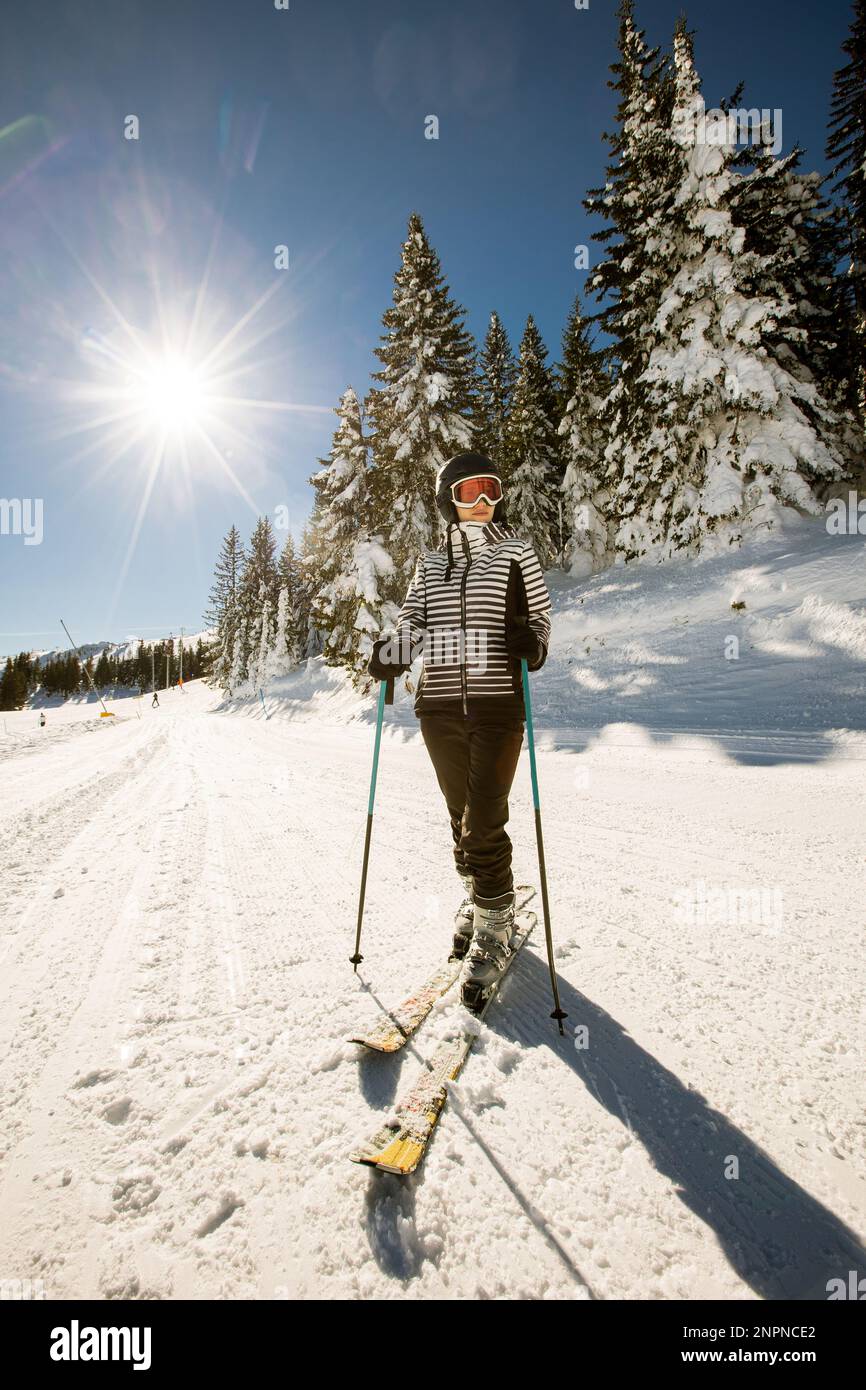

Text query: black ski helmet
(434, 452), (508, 525)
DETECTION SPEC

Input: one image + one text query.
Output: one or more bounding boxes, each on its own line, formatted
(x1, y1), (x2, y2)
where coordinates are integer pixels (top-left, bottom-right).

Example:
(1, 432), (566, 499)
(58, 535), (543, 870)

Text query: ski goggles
(449, 474), (503, 505)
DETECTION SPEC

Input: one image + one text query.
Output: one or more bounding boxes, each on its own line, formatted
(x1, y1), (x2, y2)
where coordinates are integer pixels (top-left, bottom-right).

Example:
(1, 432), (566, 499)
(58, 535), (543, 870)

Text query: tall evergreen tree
(298, 519), (324, 659)
(308, 386), (395, 677)
(504, 315), (561, 566)
(582, 1), (682, 557)
(277, 533), (306, 668)
(366, 212), (478, 579)
(247, 586), (274, 694)
(344, 532), (402, 687)
(608, 20), (846, 560)
(584, 0), (673, 386)
(827, 0), (866, 424)
(554, 291), (603, 423)
(11, 651), (37, 704)
(476, 311), (518, 481)
(236, 516), (279, 681)
(241, 517), (279, 614)
(271, 585), (292, 674)
(0, 657), (23, 710)
(228, 618), (248, 695)
(556, 291), (611, 574)
(735, 145), (858, 448)
(205, 524), (246, 694)
(94, 651), (112, 690)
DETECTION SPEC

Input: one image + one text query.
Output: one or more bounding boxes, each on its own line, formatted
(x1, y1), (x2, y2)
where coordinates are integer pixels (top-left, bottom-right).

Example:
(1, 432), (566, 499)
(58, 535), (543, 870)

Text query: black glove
(505, 616), (546, 671)
(368, 637), (412, 681)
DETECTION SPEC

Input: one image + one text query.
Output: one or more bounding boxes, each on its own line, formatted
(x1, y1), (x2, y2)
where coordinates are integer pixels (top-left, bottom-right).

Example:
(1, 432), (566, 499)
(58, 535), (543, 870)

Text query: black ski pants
(419, 710), (525, 904)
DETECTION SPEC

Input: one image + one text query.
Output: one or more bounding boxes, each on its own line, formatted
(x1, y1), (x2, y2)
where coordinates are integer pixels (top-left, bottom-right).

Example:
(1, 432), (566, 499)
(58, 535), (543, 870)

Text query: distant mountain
(29, 629), (215, 668)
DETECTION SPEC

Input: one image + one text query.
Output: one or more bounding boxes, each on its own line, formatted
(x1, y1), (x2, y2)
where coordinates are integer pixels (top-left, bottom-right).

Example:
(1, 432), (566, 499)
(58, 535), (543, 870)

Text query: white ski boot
(461, 889), (516, 1011)
(450, 870), (476, 960)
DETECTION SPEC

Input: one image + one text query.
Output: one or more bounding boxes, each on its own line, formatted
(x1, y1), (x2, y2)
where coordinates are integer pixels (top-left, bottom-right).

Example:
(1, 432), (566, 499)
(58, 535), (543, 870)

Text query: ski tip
(349, 1133), (425, 1176)
(347, 1034), (405, 1054)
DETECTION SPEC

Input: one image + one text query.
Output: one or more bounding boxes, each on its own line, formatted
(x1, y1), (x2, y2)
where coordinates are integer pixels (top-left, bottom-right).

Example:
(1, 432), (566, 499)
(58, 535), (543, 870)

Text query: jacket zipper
(459, 551), (471, 717)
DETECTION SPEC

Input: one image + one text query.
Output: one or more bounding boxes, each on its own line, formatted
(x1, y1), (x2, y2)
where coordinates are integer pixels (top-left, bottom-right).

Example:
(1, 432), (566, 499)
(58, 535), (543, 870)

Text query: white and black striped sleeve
(393, 555), (428, 664)
(519, 542), (552, 654)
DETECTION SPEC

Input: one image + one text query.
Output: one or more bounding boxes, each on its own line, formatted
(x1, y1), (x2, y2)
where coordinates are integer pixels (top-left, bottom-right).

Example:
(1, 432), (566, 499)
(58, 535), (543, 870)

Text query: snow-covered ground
(1, 520), (864, 1300)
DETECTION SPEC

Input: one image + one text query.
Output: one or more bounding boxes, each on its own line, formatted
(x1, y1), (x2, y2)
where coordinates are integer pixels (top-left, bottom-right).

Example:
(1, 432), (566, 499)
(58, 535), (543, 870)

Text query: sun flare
(52, 251), (334, 636)
(135, 354), (209, 433)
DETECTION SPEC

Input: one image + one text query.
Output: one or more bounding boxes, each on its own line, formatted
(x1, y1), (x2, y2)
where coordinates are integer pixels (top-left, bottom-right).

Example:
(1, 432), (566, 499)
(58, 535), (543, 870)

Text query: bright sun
(136, 354), (208, 432)
(67, 268), (323, 630)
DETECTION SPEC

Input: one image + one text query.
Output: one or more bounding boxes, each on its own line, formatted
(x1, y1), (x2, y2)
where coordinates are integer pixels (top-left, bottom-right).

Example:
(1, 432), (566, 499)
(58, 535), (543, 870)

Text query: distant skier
(39, 712), (46, 728)
(151, 692), (159, 709)
(368, 452), (552, 1004)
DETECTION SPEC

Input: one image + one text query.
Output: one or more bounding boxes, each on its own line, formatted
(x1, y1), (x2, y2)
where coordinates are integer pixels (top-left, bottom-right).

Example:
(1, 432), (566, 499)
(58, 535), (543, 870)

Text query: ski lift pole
(521, 658), (567, 1033)
(350, 674), (394, 970)
(60, 619), (111, 717)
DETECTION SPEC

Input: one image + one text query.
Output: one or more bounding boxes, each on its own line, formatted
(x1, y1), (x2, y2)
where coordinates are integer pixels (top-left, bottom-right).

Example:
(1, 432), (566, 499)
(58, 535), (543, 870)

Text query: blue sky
(0, 0), (854, 655)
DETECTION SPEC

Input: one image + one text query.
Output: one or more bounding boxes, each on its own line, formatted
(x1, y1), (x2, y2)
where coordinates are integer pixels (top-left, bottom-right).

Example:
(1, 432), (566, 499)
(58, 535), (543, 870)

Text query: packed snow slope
(1, 519), (864, 1300)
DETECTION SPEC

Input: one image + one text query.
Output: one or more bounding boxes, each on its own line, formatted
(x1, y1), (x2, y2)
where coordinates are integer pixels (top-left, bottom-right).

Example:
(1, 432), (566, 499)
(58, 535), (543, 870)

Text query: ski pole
(350, 673), (394, 970)
(521, 658), (567, 1034)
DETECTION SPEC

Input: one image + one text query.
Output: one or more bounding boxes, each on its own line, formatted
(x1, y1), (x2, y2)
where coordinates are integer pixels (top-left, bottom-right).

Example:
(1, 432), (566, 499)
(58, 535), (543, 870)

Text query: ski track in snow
(1, 525), (865, 1300)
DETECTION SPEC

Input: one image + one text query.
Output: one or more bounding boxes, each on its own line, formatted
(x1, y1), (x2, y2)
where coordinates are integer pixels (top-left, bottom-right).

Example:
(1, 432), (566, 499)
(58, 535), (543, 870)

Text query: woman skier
(368, 451), (552, 1006)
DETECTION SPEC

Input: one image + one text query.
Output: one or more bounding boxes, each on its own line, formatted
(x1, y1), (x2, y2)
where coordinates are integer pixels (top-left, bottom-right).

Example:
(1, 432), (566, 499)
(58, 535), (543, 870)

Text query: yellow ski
(349, 886), (535, 1053)
(349, 912), (536, 1174)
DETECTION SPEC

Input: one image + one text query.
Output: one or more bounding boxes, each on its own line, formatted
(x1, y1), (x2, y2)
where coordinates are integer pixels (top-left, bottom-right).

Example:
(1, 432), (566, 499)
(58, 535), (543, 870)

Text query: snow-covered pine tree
(308, 387), (397, 683)
(554, 291), (603, 422)
(248, 585), (274, 695)
(344, 533), (401, 688)
(584, 0), (674, 447)
(242, 517), (280, 612)
(733, 143), (860, 466)
(271, 585), (291, 678)
(366, 212), (478, 579)
(476, 311), (518, 482)
(238, 516), (279, 679)
(308, 386), (369, 664)
(556, 291), (611, 574)
(205, 524), (245, 694)
(602, 18), (846, 561)
(298, 519), (324, 659)
(276, 534), (305, 668)
(504, 315), (561, 567)
(228, 618), (248, 694)
(827, 0), (866, 427)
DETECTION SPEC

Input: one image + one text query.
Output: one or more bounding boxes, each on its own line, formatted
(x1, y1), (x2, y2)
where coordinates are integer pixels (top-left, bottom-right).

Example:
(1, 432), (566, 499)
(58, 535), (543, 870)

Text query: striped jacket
(393, 520), (552, 719)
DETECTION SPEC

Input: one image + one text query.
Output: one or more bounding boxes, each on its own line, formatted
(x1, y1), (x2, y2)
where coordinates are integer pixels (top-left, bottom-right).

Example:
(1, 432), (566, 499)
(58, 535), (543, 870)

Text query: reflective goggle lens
(451, 475), (502, 504)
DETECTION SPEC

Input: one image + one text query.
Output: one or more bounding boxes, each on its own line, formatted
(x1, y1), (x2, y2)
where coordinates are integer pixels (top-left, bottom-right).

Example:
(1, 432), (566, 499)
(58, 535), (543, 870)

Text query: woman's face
(455, 498), (495, 523)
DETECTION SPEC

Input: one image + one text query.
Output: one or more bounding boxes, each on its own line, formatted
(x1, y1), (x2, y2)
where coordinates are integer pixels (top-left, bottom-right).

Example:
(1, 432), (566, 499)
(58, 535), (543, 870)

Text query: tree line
(0, 638), (211, 711)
